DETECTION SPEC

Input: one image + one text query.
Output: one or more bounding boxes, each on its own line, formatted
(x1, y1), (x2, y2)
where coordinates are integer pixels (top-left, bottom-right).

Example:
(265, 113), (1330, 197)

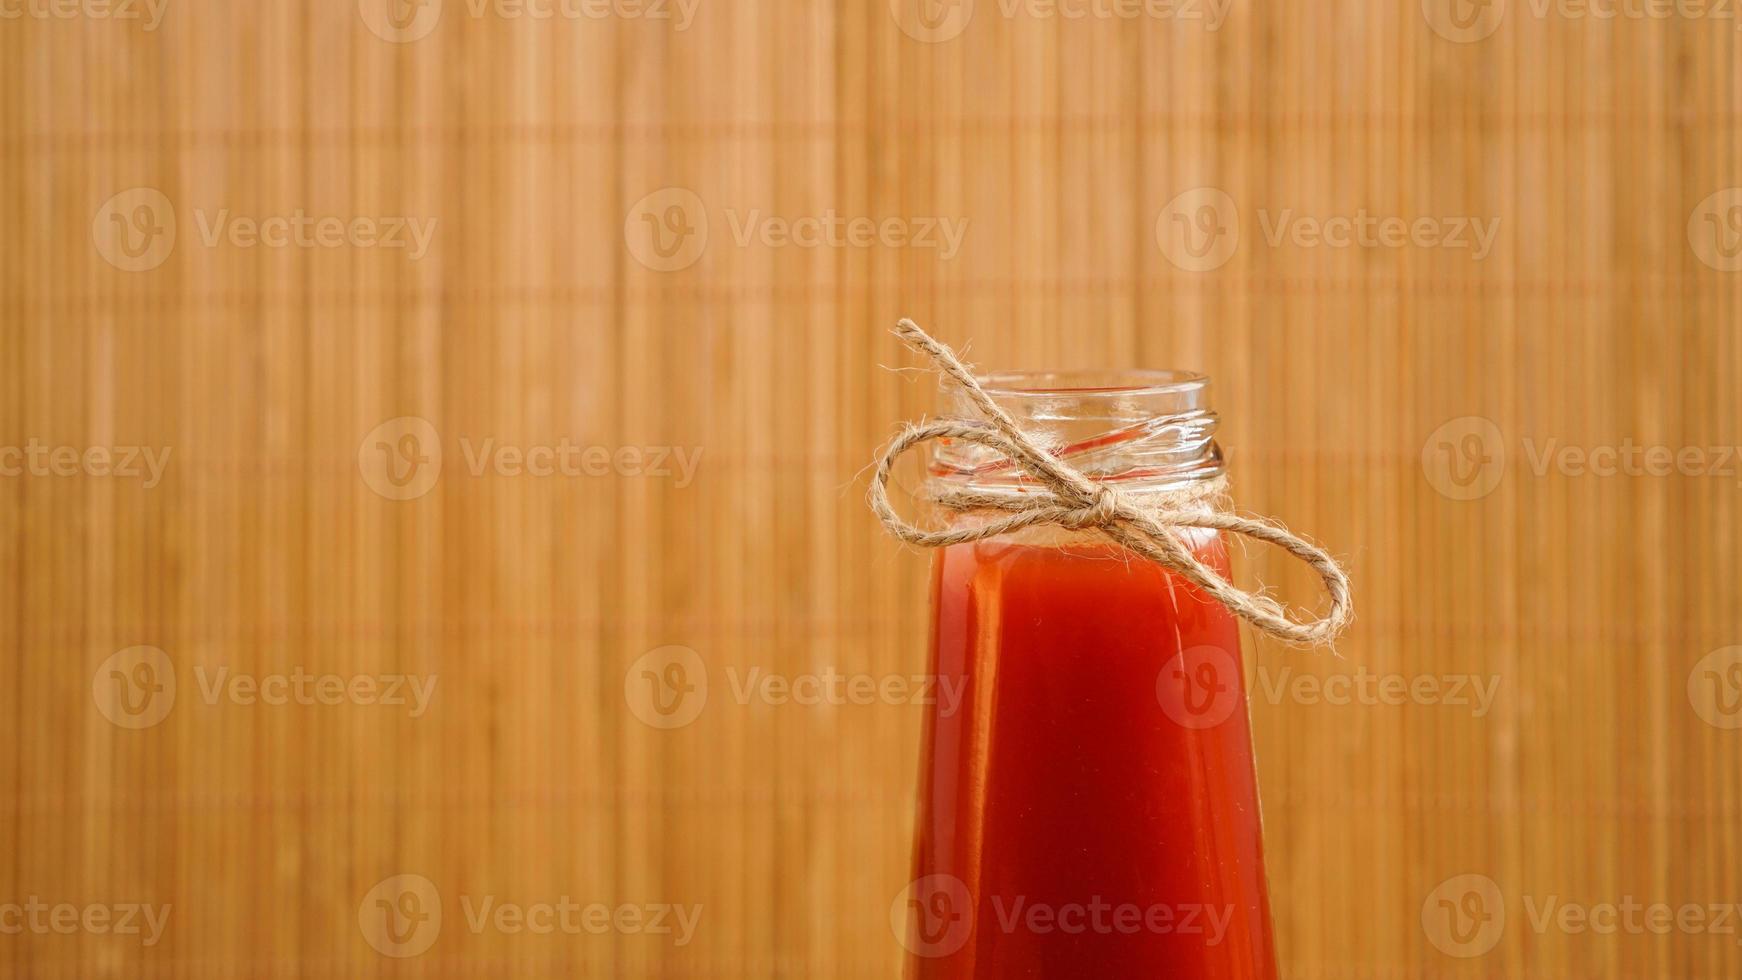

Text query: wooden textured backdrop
(4, 0), (1741, 976)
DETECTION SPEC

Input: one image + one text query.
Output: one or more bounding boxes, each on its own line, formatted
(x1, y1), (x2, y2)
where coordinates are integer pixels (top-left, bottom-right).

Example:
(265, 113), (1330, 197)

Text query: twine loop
(868, 319), (1353, 646)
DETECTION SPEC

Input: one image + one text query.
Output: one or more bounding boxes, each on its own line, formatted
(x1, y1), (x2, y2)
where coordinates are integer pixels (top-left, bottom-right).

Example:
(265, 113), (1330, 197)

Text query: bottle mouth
(930, 369), (1225, 494)
(977, 369), (1209, 400)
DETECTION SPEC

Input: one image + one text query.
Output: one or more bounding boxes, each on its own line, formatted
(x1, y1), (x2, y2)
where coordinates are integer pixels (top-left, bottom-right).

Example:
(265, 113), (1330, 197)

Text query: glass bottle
(899, 370), (1278, 979)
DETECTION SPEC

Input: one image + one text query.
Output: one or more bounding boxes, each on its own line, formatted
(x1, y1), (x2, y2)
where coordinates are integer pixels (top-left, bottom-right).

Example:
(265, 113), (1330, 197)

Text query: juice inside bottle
(897, 370), (1277, 979)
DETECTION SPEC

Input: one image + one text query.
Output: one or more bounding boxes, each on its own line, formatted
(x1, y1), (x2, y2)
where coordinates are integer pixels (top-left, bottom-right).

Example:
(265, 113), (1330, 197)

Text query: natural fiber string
(868, 319), (1353, 646)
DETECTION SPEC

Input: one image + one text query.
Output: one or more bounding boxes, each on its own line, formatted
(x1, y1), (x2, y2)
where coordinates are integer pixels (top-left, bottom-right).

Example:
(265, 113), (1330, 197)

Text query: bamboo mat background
(4, 0), (1742, 976)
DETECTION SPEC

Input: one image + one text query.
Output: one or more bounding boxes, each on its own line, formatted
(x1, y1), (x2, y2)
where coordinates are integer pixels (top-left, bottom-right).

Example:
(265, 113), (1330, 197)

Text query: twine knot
(867, 319), (1353, 647)
(1064, 485), (1121, 528)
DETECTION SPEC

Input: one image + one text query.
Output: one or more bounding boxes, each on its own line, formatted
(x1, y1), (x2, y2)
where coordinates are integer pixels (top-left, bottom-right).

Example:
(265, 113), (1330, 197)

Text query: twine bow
(868, 319), (1353, 646)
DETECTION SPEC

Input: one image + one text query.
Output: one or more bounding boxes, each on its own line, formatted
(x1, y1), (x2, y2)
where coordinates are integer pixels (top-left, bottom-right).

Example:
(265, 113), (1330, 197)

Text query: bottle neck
(925, 370), (1224, 497)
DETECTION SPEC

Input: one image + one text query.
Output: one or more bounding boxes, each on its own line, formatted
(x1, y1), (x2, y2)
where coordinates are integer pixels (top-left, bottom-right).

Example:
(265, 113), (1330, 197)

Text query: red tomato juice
(904, 531), (1278, 979)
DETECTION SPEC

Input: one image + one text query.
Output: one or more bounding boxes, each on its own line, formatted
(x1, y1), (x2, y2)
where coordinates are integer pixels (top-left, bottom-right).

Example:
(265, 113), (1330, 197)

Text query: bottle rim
(976, 369), (1209, 399)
